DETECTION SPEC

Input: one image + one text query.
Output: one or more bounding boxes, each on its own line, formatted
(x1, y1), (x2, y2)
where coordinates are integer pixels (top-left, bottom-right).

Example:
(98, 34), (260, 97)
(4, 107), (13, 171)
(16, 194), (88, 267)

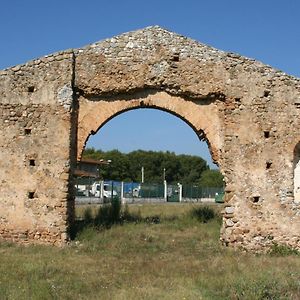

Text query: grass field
(0, 203), (300, 299)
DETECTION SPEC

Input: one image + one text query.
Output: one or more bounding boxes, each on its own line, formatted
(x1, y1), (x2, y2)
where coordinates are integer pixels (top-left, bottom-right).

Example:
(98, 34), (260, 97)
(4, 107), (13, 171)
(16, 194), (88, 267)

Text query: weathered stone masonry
(0, 26), (300, 251)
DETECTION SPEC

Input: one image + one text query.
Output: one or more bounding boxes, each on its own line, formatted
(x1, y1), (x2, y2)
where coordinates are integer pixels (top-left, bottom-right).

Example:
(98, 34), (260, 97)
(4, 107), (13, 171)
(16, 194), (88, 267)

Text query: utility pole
(163, 168), (166, 182)
(141, 166), (144, 183)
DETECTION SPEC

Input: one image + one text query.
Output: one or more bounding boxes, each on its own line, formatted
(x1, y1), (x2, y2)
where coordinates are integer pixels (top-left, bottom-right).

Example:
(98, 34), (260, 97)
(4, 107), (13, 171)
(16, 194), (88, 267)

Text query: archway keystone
(0, 26), (299, 251)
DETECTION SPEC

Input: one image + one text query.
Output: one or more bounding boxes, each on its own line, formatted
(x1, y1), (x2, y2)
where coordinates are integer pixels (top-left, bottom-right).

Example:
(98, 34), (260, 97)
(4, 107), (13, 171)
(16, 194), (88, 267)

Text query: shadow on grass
(70, 202), (221, 240)
(69, 200), (165, 240)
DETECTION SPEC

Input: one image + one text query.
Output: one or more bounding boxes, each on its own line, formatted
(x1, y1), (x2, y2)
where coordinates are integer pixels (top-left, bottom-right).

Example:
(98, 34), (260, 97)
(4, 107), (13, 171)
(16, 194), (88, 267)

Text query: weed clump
(121, 204), (142, 223)
(80, 199), (143, 230)
(268, 243), (300, 256)
(83, 207), (93, 225)
(144, 215), (160, 224)
(190, 206), (216, 223)
(94, 197), (122, 227)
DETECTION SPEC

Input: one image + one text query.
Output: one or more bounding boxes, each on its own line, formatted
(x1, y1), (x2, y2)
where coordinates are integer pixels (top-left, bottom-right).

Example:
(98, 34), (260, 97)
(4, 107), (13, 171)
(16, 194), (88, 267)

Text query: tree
(199, 169), (224, 188)
(82, 148), (213, 184)
(98, 150), (130, 181)
(176, 154), (208, 184)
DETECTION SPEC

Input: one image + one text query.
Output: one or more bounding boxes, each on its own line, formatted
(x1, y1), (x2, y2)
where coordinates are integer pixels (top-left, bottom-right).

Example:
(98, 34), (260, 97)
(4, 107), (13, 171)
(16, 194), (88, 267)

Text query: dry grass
(0, 203), (299, 299)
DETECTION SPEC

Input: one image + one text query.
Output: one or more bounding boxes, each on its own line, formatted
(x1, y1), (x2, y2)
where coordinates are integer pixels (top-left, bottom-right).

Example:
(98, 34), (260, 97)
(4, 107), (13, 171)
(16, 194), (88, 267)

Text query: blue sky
(1, 0), (299, 168)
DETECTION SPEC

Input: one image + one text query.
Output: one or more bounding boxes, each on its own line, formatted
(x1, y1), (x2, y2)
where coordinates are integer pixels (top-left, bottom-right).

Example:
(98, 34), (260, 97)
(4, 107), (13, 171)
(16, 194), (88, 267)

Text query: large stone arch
(77, 90), (223, 166)
(0, 26), (300, 251)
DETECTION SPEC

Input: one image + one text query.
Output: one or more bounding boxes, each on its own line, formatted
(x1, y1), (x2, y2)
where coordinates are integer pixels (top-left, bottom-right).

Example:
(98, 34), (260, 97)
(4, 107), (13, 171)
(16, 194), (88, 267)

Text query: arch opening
(76, 90), (224, 170)
(73, 92), (225, 208)
(83, 106), (217, 169)
(70, 89), (226, 243)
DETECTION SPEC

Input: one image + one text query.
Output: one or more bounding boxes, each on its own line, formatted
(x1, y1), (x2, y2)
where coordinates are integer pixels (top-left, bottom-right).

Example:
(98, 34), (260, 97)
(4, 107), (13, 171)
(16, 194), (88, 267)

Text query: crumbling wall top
(72, 26), (300, 99)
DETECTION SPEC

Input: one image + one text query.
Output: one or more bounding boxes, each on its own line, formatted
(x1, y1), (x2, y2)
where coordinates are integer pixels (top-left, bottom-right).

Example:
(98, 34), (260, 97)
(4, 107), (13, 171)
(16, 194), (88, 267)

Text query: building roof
(74, 169), (99, 178)
(79, 158), (108, 165)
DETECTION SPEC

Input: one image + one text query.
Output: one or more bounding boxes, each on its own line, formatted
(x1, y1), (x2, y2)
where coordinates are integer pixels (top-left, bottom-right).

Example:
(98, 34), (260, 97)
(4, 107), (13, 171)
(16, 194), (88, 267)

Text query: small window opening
(264, 90), (270, 97)
(172, 54), (180, 62)
(264, 131), (270, 138)
(28, 192), (35, 199)
(25, 128), (32, 135)
(252, 196), (260, 203)
(29, 159), (35, 166)
(28, 86), (35, 93)
(266, 161), (272, 169)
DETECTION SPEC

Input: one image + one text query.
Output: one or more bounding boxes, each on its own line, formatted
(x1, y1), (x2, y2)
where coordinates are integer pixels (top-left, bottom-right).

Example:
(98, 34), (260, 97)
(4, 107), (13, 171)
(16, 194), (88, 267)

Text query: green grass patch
(1, 203), (300, 299)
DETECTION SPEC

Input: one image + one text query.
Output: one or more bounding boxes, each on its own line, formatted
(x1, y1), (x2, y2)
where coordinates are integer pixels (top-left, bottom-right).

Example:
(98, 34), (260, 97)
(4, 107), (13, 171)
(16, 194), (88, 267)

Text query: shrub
(268, 243), (300, 256)
(110, 197), (122, 223)
(190, 206), (215, 223)
(144, 215), (160, 224)
(83, 207), (93, 225)
(94, 197), (122, 228)
(121, 204), (142, 223)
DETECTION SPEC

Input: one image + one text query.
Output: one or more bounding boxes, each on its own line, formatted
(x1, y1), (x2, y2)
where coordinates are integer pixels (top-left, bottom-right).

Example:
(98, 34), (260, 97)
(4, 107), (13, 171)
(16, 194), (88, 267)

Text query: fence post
(164, 180), (167, 202)
(121, 181), (125, 204)
(178, 183), (182, 202)
(111, 181), (114, 202)
(100, 180), (104, 201)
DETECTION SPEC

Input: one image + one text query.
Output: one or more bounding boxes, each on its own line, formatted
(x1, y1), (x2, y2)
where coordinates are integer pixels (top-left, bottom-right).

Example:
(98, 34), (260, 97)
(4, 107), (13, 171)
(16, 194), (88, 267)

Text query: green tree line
(83, 148), (224, 187)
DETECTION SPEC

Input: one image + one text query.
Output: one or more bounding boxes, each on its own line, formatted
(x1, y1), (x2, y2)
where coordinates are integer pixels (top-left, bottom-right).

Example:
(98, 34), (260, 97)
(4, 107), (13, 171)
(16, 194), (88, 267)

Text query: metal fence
(74, 178), (224, 204)
(182, 185), (224, 199)
(140, 183), (164, 198)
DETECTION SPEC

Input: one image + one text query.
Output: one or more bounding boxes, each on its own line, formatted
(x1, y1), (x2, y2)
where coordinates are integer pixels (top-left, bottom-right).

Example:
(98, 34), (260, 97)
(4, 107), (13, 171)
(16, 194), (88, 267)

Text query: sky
(1, 0), (299, 168)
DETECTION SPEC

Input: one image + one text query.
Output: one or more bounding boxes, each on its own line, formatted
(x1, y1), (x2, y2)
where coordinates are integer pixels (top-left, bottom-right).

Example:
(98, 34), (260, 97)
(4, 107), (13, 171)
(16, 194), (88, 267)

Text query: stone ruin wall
(75, 27), (300, 251)
(0, 51), (75, 245)
(0, 26), (300, 251)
